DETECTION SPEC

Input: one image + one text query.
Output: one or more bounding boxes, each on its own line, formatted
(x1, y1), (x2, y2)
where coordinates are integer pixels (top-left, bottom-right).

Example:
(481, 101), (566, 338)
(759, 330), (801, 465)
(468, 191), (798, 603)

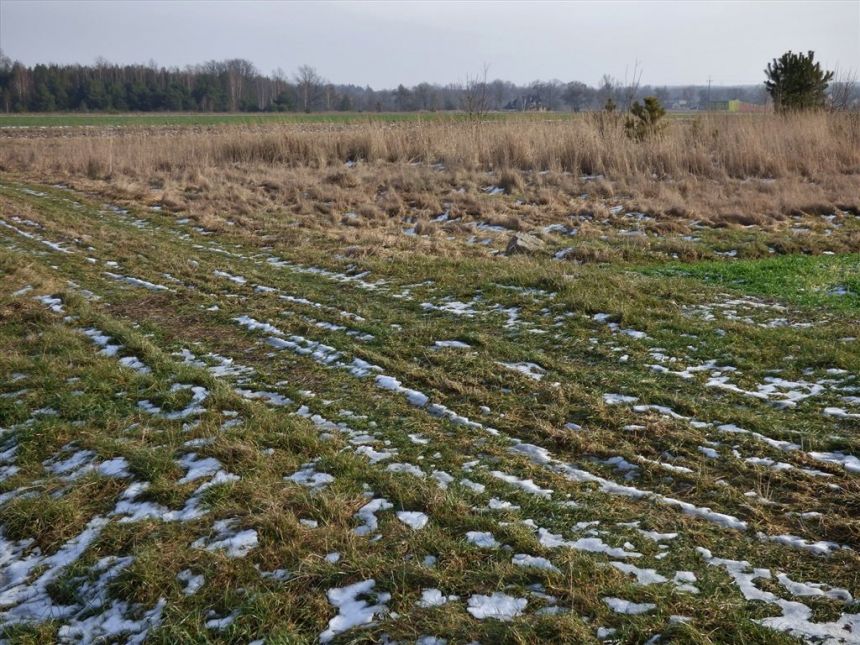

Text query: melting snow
(397, 511), (429, 530)
(467, 592), (527, 621)
(354, 498), (393, 536)
(319, 580), (390, 643)
(498, 362), (546, 381)
(512, 554), (559, 572)
(603, 597), (656, 614)
(466, 531), (500, 548)
(177, 570), (205, 595)
(191, 519), (258, 557)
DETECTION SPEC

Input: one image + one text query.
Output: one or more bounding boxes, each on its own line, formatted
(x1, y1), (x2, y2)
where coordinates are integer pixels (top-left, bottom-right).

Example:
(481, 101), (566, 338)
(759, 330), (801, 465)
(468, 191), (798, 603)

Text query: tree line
(0, 51), (854, 114)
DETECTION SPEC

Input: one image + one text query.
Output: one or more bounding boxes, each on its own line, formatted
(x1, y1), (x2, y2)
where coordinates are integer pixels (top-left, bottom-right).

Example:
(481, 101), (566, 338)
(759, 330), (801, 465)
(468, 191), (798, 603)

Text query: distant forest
(0, 52), (796, 114)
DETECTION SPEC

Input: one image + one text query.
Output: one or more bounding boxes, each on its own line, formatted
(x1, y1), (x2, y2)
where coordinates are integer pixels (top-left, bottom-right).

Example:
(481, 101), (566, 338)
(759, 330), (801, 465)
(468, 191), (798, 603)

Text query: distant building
(503, 94), (545, 111)
(708, 99), (768, 113)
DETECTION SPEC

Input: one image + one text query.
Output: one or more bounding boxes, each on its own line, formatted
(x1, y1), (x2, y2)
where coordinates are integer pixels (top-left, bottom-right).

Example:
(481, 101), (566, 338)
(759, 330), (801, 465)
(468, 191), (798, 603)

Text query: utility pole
(707, 76), (712, 111)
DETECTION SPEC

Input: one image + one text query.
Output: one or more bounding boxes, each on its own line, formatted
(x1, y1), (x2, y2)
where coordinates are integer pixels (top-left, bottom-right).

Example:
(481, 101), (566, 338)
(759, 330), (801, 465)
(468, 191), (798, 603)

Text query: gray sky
(1, 0), (857, 87)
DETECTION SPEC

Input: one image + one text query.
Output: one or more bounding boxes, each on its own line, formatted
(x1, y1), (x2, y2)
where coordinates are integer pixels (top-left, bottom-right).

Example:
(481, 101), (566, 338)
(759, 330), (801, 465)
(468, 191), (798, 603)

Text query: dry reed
(1, 112), (857, 181)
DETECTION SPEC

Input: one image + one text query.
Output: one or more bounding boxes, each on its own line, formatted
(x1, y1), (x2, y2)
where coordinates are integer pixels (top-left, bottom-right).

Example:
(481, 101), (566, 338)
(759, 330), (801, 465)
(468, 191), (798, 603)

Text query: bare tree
(324, 83), (336, 111)
(225, 59), (256, 111)
(621, 60), (643, 111)
(562, 81), (592, 112)
(414, 82), (436, 110)
(829, 65), (858, 111)
(597, 74), (618, 108)
(295, 64), (323, 112)
(462, 63), (490, 119)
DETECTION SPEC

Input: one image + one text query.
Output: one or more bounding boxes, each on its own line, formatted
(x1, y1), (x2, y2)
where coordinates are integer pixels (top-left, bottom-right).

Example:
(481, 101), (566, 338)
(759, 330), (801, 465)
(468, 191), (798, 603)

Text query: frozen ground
(0, 180), (858, 643)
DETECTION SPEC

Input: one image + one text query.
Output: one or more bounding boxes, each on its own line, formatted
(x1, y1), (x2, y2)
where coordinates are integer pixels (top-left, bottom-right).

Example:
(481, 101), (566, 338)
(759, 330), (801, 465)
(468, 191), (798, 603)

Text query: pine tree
(765, 51), (834, 112)
(624, 96), (666, 141)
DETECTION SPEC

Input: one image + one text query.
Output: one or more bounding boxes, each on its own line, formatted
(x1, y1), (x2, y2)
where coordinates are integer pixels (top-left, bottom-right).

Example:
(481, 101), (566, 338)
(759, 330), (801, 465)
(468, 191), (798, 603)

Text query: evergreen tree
(765, 50), (834, 112)
(624, 96), (666, 140)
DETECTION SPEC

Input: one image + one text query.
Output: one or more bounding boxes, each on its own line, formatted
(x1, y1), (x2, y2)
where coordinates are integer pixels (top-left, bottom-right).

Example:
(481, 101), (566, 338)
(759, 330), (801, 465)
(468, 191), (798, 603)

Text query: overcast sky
(1, 0), (857, 87)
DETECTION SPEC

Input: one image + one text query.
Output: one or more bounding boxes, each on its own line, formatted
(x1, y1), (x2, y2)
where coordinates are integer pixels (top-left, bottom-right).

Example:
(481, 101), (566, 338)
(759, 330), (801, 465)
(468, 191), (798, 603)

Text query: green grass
(0, 179), (857, 643)
(0, 110), (714, 128)
(0, 111), (580, 128)
(646, 253), (860, 311)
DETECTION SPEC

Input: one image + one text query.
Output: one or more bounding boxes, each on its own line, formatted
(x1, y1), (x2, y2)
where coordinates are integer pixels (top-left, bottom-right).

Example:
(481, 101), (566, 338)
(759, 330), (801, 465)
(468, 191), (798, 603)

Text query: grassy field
(0, 109), (729, 129)
(0, 111), (594, 128)
(0, 115), (858, 643)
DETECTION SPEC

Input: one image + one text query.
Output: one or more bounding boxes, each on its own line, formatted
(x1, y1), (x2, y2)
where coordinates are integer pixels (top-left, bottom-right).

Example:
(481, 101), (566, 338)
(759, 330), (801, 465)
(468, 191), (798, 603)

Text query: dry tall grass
(2, 112), (858, 180)
(1, 113), (858, 241)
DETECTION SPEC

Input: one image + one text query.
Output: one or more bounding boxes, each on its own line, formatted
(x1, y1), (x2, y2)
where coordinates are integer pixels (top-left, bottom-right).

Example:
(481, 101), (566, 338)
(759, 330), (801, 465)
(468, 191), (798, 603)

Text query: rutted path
(1, 181), (858, 643)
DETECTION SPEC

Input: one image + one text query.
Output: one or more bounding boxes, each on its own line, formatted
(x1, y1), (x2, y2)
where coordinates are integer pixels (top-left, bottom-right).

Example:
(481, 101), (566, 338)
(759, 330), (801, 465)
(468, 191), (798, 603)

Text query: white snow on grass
(0, 218), (74, 254)
(756, 532), (845, 557)
(375, 375), (429, 407)
(705, 374), (826, 410)
(355, 446), (397, 464)
(604, 393), (638, 405)
(433, 340), (471, 349)
(420, 300), (477, 317)
(488, 497), (520, 511)
(35, 294), (64, 313)
(807, 451), (860, 475)
(431, 471), (454, 489)
(638, 529), (678, 542)
(83, 327), (123, 357)
(43, 448), (96, 476)
(823, 406), (860, 420)
(287, 464), (335, 490)
(673, 571), (700, 594)
(176, 570), (205, 596)
(537, 528), (641, 559)
(387, 462), (425, 478)
(118, 355), (150, 374)
(510, 442), (749, 531)
(610, 562), (668, 585)
(191, 519), (258, 557)
(396, 511), (429, 530)
(52, 555), (166, 643)
(0, 516), (109, 624)
(205, 609), (239, 630)
(266, 256), (385, 291)
(177, 453), (224, 484)
(498, 361), (546, 381)
(596, 626), (617, 639)
(698, 547), (859, 643)
(698, 446), (719, 459)
(138, 384), (208, 420)
(490, 470), (552, 497)
(319, 580), (390, 643)
(466, 531), (500, 548)
(234, 315), (285, 336)
(602, 597), (656, 614)
(267, 332), (381, 377)
(104, 272), (170, 291)
(43, 447), (131, 481)
(417, 588), (458, 608)
(512, 554), (559, 573)
(213, 270), (247, 284)
(459, 478), (486, 493)
(111, 469), (238, 523)
(354, 498), (393, 536)
(234, 388), (292, 407)
(775, 573), (852, 602)
(466, 592), (527, 621)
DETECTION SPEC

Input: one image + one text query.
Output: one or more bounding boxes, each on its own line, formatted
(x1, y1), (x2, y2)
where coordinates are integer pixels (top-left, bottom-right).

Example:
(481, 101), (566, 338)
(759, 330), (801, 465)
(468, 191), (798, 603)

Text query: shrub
(624, 97), (666, 141)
